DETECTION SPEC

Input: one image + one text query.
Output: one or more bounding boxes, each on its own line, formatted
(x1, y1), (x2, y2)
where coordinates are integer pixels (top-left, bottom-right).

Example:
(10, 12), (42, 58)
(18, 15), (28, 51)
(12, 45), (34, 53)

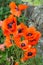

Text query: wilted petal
(0, 44), (5, 51)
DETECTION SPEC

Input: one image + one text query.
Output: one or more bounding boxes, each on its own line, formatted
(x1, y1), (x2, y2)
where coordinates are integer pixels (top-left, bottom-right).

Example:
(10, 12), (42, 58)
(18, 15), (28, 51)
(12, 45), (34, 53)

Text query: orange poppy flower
(13, 23), (27, 43)
(28, 31), (41, 46)
(14, 36), (32, 51)
(20, 40), (31, 51)
(16, 23), (27, 37)
(21, 48), (36, 62)
(9, 2), (28, 17)
(24, 27), (39, 41)
(4, 36), (13, 48)
(2, 15), (17, 36)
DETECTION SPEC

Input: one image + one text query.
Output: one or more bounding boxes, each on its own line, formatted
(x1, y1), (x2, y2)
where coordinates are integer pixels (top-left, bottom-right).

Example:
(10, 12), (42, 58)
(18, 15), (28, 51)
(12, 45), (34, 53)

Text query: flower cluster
(0, 2), (41, 64)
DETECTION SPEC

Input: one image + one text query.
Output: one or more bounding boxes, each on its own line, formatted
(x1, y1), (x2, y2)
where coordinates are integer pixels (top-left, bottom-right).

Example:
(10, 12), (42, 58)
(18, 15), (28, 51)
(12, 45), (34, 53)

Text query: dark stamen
(18, 29), (22, 33)
(27, 33), (32, 36)
(28, 52), (33, 56)
(8, 21), (14, 28)
(21, 43), (26, 47)
(8, 23), (12, 28)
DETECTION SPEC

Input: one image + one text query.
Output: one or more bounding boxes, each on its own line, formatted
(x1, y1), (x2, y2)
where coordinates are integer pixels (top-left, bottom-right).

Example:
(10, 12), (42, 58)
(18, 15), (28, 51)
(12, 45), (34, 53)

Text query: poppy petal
(18, 4), (28, 11)
(10, 9), (21, 17)
(4, 36), (12, 48)
(9, 2), (17, 9)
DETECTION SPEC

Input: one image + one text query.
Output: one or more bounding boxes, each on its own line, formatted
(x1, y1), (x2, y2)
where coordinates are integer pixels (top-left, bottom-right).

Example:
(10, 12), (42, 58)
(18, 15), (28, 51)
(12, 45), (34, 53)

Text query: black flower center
(8, 21), (14, 28)
(21, 43), (26, 47)
(28, 52), (33, 56)
(27, 33), (32, 36)
(18, 29), (22, 33)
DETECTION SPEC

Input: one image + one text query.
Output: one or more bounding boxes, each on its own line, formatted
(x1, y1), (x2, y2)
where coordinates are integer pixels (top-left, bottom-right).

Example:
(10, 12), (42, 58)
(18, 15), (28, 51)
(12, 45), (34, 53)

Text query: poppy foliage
(0, 1), (41, 64)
